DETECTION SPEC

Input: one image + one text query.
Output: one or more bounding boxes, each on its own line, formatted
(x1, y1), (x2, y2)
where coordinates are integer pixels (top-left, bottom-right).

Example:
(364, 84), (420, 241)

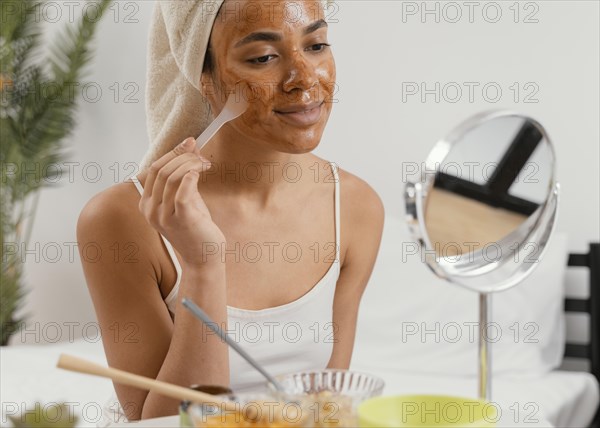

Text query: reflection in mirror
(424, 116), (553, 257)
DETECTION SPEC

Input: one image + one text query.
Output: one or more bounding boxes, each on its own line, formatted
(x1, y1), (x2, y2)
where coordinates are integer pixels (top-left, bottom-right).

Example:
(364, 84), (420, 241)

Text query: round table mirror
(404, 110), (560, 400)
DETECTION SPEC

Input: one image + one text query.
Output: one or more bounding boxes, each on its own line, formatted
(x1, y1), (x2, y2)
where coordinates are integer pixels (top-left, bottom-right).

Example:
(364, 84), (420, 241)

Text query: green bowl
(358, 394), (498, 427)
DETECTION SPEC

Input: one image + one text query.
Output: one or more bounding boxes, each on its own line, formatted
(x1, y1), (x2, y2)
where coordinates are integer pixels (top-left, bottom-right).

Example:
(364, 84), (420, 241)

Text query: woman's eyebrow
(303, 18), (328, 35)
(234, 19), (328, 48)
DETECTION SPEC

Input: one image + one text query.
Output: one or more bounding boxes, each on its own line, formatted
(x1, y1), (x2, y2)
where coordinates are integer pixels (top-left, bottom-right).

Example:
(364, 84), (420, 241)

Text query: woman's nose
(282, 50), (318, 93)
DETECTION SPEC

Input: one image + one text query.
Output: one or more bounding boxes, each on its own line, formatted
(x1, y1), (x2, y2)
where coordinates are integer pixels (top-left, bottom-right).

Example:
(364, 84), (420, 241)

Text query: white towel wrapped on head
(141, 0), (224, 171)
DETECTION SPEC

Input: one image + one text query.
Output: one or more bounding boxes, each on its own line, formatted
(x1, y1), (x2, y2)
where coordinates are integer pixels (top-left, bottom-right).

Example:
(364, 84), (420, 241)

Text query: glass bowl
(268, 370), (385, 427)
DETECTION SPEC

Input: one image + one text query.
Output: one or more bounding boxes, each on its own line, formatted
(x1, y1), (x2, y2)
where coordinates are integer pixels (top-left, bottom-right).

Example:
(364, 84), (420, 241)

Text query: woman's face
(201, 0), (336, 154)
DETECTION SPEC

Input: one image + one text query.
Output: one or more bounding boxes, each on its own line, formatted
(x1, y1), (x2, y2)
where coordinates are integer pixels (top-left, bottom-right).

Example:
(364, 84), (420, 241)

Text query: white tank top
(99, 161), (341, 426)
(98, 162), (340, 426)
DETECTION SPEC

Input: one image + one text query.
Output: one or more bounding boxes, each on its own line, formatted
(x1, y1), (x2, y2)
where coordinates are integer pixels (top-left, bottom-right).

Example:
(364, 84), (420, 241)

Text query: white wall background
(11, 0), (599, 345)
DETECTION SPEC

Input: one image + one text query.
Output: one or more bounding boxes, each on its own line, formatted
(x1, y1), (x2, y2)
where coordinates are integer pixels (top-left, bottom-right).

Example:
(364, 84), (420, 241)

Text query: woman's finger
(146, 149), (208, 224)
(174, 170), (208, 218)
(144, 137), (195, 200)
(152, 152), (211, 210)
(140, 138), (197, 229)
(161, 158), (213, 219)
(151, 152), (198, 206)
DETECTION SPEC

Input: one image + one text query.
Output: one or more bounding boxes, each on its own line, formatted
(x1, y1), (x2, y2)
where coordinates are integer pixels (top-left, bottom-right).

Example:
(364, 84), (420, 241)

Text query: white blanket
(1, 339), (598, 427)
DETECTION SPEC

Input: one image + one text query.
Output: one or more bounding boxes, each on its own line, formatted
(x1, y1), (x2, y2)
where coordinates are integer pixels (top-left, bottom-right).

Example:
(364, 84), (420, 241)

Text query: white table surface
(114, 407), (554, 427)
(113, 415), (178, 427)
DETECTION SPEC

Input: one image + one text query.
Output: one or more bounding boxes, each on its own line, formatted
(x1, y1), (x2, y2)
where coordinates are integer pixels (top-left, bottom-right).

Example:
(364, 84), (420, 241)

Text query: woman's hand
(138, 137), (224, 268)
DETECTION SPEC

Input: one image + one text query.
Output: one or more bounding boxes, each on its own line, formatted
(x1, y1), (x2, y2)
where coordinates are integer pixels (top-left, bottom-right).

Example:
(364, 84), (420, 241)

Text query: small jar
(188, 391), (315, 427)
(180, 385), (233, 428)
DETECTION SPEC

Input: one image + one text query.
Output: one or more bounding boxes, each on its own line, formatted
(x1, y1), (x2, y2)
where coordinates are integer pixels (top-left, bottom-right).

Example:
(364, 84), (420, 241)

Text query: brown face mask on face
(200, 0), (337, 155)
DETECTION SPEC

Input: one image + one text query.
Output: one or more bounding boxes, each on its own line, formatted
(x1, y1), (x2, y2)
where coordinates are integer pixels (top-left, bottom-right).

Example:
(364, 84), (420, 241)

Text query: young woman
(77, 0), (384, 421)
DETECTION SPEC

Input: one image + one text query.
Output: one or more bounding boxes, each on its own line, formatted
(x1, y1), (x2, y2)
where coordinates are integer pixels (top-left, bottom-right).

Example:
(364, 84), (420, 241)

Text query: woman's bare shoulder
(77, 180), (142, 234)
(306, 154), (384, 222)
(76, 179), (161, 273)
(307, 154), (384, 264)
(338, 168), (384, 222)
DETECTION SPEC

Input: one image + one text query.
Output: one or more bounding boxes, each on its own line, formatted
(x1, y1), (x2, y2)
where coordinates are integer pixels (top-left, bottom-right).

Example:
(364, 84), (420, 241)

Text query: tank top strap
(328, 162), (341, 263)
(129, 175), (143, 194)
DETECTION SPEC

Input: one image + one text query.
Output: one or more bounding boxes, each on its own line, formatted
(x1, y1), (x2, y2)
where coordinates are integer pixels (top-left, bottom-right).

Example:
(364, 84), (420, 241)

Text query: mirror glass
(405, 111), (559, 293)
(426, 115), (552, 256)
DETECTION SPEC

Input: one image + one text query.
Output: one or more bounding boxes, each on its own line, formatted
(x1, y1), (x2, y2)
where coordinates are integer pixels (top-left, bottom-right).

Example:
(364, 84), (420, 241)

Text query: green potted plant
(8, 402), (79, 428)
(0, 0), (112, 346)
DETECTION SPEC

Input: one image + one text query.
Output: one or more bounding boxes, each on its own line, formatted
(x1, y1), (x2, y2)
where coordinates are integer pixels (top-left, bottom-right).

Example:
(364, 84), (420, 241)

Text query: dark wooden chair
(564, 242), (599, 428)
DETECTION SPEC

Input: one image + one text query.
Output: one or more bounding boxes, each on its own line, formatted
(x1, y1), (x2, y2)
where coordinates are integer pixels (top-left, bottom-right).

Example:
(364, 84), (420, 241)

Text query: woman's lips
(274, 102), (324, 127)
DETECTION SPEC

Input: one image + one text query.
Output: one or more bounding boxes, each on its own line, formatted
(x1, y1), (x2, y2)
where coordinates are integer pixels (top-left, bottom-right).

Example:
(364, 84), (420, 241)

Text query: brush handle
(182, 298), (285, 392)
(195, 89), (248, 150)
(195, 113), (226, 150)
(56, 353), (237, 411)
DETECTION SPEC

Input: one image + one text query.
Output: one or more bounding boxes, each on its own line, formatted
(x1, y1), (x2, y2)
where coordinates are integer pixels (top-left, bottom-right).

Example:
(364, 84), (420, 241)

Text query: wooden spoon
(56, 353), (238, 411)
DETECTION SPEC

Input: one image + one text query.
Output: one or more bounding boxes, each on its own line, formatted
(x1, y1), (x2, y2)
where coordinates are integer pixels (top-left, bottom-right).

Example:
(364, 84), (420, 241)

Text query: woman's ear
(200, 72), (215, 119)
(200, 72), (211, 99)
(200, 71), (221, 103)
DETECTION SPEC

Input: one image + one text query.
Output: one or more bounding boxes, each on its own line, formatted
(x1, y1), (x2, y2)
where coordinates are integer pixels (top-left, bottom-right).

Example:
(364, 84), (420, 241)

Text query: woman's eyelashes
(247, 43), (332, 65)
(248, 54), (276, 65)
(308, 43), (331, 52)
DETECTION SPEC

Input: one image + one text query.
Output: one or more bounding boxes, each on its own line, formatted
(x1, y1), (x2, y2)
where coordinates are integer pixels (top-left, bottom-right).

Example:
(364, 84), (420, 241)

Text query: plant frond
(1, 0), (113, 343)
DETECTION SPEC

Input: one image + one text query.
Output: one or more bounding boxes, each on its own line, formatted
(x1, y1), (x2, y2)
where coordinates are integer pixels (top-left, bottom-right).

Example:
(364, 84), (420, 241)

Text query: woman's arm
(77, 188), (228, 420)
(326, 173), (385, 369)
